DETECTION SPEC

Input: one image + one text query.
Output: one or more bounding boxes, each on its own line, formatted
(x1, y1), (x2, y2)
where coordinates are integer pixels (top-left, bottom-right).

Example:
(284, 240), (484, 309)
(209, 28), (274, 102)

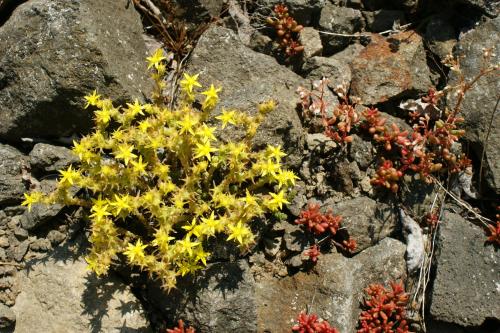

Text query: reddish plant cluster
(304, 244), (321, 263)
(361, 91), (471, 192)
(292, 312), (339, 333)
(166, 320), (195, 333)
(357, 281), (410, 333)
(266, 4), (304, 57)
(296, 202), (356, 263)
(296, 203), (342, 236)
(297, 79), (359, 143)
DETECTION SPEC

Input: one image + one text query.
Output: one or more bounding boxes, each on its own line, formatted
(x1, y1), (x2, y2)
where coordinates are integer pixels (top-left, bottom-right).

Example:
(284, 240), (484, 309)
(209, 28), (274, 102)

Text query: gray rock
(429, 211), (500, 327)
(330, 43), (365, 65)
(299, 27), (323, 59)
(12, 240), (29, 262)
(0, 303), (15, 328)
(148, 260), (256, 333)
(0, 237), (8, 248)
(255, 237), (406, 333)
(319, 4), (364, 54)
(349, 134), (375, 169)
(350, 31), (432, 105)
(187, 26), (305, 168)
(306, 133), (338, 154)
(11, 237), (151, 332)
(47, 229), (66, 245)
(248, 30), (274, 55)
(20, 180), (68, 231)
(330, 196), (397, 252)
(13, 227), (28, 241)
(302, 56), (352, 89)
(425, 15), (457, 60)
(29, 238), (52, 252)
(0, 0), (152, 141)
(29, 143), (78, 174)
(283, 222), (308, 253)
(363, 10), (406, 32)
(0, 144), (28, 206)
(447, 17), (500, 194)
(400, 177), (438, 217)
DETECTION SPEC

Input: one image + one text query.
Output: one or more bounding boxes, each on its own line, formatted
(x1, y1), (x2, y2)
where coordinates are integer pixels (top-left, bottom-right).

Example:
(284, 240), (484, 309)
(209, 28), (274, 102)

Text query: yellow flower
(59, 165), (81, 186)
(123, 239), (148, 263)
(177, 113), (199, 135)
(267, 190), (290, 211)
(201, 84), (221, 109)
(216, 109), (237, 128)
(130, 155), (148, 174)
(110, 194), (134, 216)
(114, 144), (137, 165)
(266, 144), (286, 160)
(274, 169), (299, 188)
(89, 204), (111, 221)
(180, 73), (202, 94)
(177, 236), (199, 256)
(194, 140), (217, 161)
(196, 124), (217, 141)
(227, 221), (252, 245)
(21, 192), (43, 212)
(146, 48), (166, 69)
(84, 90), (100, 108)
(126, 99), (144, 117)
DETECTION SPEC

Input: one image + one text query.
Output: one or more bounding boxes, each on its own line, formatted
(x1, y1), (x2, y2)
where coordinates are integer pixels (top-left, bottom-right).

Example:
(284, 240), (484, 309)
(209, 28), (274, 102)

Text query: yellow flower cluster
(22, 49), (298, 291)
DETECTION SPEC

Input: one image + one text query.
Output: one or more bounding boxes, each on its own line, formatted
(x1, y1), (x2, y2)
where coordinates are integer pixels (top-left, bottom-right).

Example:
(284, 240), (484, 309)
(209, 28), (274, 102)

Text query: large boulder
(148, 260), (257, 333)
(447, 17), (500, 195)
(0, 0), (151, 141)
(350, 31), (432, 105)
(10, 238), (151, 332)
(148, 238), (406, 333)
(429, 211), (500, 328)
(256, 237), (406, 332)
(186, 26), (305, 168)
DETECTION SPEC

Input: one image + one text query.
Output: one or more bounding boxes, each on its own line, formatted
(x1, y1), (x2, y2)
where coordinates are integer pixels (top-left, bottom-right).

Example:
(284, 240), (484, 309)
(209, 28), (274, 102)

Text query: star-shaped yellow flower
(84, 90), (100, 108)
(180, 73), (202, 93)
(146, 48), (166, 69)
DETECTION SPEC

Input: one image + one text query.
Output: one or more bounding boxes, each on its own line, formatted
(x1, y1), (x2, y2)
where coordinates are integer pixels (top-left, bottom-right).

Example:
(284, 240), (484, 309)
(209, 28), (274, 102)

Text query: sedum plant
(22, 49), (298, 290)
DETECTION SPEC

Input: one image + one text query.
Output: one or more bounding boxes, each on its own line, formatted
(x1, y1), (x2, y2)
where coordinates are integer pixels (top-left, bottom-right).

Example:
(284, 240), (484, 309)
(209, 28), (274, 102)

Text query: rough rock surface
(148, 260), (256, 333)
(0, 144), (28, 207)
(448, 17), (500, 194)
(0, 0), (151, 141)
(429, 211), (500, 327)
(302, 56), (352, 89)
(299, 27), (323, 59)
(187, 26), (305, 168)
(350, 31), (432, 105)
(29, 143), (77, 174)
(10, 238), (151, 333)
(149, 238), (405, 333)
(256, 238), (406, 333)
(319, 4), (364, 54)
(328, 196), (397, 252)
